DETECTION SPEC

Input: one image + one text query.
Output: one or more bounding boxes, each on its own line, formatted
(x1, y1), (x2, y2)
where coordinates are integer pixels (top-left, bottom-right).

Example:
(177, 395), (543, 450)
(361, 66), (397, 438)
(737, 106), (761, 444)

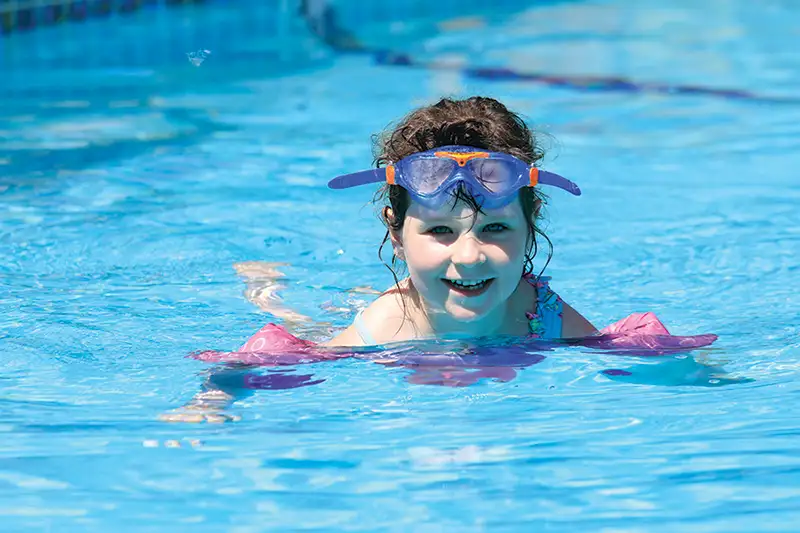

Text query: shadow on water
(195, 336), (752, 398)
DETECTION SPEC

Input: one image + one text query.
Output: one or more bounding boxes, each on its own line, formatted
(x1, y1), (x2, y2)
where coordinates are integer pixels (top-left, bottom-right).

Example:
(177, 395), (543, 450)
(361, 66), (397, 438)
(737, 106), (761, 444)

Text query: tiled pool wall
(0, 0), (203, 36)
(0, 0), (535, 99)
(0, 0), (312, 101)
(0, 0), (532, 36)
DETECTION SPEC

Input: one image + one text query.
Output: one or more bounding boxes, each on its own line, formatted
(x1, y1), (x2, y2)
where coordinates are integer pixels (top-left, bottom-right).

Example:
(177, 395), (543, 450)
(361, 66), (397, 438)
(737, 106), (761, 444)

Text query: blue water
(2, 0), (800, 531)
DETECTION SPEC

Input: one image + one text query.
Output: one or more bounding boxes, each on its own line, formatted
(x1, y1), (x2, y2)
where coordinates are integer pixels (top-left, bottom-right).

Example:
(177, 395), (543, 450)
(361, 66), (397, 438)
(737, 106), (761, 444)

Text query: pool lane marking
(300, 4), (800, 106)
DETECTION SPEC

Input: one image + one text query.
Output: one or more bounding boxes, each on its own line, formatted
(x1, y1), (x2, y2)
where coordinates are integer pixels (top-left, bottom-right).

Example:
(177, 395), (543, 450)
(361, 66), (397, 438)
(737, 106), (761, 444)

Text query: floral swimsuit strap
(523, 275), (564, 339)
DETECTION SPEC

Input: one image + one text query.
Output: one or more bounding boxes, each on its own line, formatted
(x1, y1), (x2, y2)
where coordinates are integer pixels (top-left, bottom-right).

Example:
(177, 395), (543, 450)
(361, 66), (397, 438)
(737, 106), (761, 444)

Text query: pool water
(2, 0), (800, 530)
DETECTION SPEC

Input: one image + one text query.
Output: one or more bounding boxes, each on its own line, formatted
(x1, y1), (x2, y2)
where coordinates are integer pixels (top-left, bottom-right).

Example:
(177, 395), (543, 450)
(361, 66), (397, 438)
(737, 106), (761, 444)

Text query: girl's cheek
(490, 236), (527, 261)
(406, 240), (444, 269)
(409, 257), (441, 274)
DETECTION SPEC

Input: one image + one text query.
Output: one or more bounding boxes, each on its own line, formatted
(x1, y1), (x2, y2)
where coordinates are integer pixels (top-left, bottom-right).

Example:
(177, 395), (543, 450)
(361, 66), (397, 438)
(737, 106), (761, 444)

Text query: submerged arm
(235, 261), (313, 330)
(159, 366), (254, 423)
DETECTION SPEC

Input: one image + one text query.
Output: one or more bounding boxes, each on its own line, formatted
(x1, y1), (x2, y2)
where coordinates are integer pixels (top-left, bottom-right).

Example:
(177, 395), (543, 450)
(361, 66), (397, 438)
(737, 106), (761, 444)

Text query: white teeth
(447, 279), (488, 288)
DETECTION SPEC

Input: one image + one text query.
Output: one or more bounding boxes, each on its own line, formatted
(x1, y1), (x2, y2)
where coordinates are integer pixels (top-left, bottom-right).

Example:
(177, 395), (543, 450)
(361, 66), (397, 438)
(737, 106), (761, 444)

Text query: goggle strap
(536, 169), (582, 196)
(328, 168), (387, 189)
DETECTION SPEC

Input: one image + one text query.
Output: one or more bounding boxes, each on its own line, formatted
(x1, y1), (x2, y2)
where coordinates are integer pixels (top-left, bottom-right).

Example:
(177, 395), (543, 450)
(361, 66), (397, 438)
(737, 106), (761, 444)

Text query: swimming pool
(2, 0), (799, 530)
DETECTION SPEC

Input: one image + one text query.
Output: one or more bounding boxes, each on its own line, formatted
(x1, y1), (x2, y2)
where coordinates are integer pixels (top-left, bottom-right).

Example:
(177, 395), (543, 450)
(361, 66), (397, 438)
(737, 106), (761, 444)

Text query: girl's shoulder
(322, 281), (411, 347)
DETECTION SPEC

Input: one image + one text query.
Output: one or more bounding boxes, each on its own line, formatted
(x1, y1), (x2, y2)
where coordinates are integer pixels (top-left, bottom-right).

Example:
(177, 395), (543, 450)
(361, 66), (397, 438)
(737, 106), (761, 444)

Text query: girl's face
(393, 196), (530, 328)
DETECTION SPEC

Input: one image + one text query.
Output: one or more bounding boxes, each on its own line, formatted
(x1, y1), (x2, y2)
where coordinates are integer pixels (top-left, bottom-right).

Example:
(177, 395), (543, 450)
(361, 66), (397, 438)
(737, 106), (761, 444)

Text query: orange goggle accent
(433, 151), (490, 166)
(529, 167), (539, 186)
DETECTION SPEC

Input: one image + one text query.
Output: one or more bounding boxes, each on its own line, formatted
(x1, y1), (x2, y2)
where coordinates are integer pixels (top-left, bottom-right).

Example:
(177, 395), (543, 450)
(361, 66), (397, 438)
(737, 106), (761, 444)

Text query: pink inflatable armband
(600, 312), (671, 335)
(191, 323), (344, 365)
(586, 312), (718, 353)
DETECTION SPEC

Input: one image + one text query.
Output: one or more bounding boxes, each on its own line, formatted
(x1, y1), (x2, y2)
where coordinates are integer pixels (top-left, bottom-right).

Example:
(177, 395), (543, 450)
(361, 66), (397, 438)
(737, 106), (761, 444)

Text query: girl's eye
(428, 226), (452, 235)
(483, 223), (509, 233)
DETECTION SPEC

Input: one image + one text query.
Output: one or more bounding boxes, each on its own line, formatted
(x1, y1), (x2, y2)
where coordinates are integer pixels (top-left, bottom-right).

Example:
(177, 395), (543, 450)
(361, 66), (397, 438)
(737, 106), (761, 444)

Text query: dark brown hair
(372, 96), (553, 285)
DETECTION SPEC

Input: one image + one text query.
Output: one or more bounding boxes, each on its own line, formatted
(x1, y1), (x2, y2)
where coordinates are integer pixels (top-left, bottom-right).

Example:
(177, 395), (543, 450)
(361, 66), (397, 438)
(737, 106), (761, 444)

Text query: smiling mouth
(442, 278), (495, 296)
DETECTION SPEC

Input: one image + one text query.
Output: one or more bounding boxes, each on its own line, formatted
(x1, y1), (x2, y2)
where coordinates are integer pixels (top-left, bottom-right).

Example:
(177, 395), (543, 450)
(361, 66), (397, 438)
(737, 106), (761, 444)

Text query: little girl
(240, 96), (597, 350)
(319, 96), (596, 346)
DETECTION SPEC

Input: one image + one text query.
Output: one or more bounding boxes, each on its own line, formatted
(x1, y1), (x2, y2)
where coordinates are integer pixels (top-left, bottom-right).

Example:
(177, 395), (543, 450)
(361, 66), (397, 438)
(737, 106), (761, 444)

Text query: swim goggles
(328, 145), (581, 209)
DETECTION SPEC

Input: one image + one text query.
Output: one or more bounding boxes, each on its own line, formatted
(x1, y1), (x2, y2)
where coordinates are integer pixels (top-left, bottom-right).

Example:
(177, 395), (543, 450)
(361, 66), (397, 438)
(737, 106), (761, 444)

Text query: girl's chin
(443, 304), (492, 323)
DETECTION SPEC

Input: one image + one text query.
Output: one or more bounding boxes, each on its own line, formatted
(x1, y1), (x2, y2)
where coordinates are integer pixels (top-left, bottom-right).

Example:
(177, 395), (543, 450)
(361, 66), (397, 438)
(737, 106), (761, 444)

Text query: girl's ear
(384, 207), (406, 261)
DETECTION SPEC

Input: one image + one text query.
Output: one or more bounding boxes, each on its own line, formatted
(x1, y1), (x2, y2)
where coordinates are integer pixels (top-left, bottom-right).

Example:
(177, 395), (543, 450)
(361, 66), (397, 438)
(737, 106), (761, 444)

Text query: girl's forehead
(406, 197), (524, 223)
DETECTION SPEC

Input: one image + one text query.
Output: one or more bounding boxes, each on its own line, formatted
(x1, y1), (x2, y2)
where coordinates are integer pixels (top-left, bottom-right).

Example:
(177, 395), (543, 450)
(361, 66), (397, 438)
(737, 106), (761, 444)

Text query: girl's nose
(451, 235), (486, 266)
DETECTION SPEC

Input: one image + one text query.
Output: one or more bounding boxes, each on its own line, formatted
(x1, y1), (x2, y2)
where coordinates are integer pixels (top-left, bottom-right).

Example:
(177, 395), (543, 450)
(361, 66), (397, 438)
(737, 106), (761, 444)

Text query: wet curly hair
(372, 96), (553, 285)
